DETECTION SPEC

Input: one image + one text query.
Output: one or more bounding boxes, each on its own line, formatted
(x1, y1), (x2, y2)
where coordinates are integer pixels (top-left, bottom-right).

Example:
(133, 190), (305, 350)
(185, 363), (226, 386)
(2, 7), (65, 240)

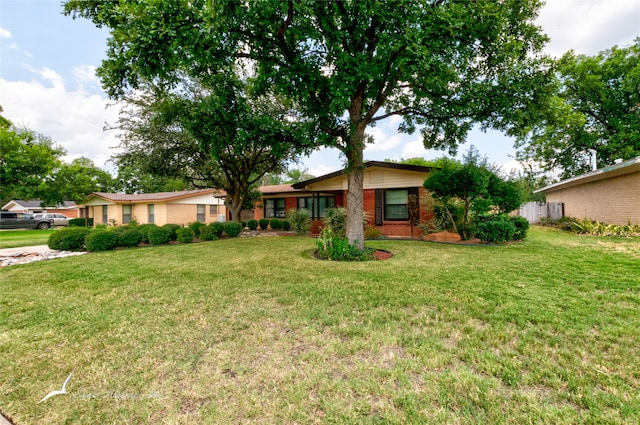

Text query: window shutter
(375, 189), (383, 226)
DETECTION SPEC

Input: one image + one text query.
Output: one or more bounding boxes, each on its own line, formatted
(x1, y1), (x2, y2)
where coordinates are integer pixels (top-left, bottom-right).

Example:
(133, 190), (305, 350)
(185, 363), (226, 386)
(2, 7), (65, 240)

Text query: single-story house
(256, 161), (437, 237)
(534, 156), (640, 225)
(82, 189), (226, 226)
(1, 200), (79, 217)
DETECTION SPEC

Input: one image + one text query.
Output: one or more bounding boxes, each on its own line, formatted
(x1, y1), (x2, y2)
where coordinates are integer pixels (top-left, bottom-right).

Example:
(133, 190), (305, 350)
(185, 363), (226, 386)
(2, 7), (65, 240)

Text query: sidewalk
(0, 245), (51, 256)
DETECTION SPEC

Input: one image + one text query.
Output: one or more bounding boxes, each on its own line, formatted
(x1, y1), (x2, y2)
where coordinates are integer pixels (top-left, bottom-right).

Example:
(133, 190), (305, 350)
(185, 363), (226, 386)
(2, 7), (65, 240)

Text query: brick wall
(546, 171), (640, 225)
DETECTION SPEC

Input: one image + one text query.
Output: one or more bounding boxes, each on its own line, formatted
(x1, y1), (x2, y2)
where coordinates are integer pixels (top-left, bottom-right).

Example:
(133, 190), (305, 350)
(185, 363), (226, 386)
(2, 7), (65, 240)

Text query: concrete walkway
(0, 245), (51, 256)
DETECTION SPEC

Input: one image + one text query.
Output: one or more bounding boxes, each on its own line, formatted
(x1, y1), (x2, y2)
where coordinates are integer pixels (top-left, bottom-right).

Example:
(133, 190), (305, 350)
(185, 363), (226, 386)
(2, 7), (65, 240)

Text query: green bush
(188, 221), (206, 238)
(209, 222), (225, 237)
(148, 226), (172, 245)
(137, 224), (158, 243)
(241, 221), (247, 228)
(68, 217), (93, 227)
(281, 220), (291, 231)
(315, 228), (374, 261)
(288, 208), (311, 235)
(364, 225), (383, 240)
(198, 226), (219, 241)
(108, 226), (130, 236)
(259, 218), (269, 230)
(119, 229), (143, 247)
(85, 230), (120, 252)
(48, 227), (92, 251)
(162, 224), (181, 241)
(323, 207), (347, 237)
(509, 216), (530, 240)
(269, 218), (282, 230)
(176, 227), (194, 243)
(476, 216), (516, 243)
(247, 219), (259, 231)
(224, 221), (243, 238)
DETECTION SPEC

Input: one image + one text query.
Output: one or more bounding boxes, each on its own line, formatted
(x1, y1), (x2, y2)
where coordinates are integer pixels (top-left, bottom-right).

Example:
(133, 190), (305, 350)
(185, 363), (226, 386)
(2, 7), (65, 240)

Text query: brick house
(534, 156), (640, 225)
(256, 161), (437, 238)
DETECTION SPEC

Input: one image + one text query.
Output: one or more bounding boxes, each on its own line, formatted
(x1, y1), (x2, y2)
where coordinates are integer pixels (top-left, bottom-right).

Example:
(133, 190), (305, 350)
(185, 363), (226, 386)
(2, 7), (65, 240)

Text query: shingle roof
(86, 189), (225, 203)
(258, 184), (299, 194)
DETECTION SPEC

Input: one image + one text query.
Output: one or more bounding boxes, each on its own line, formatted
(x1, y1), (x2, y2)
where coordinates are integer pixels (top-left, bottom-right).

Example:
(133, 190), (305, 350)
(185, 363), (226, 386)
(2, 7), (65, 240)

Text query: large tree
(516, 39), (640, 178)
(113, 79), (308, 221)
(65, 0), (553, 248)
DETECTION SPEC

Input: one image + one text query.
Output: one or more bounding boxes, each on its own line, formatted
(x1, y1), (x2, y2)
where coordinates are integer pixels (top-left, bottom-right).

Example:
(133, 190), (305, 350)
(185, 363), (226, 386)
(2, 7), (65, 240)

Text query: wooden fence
(517, 202), (564, 224)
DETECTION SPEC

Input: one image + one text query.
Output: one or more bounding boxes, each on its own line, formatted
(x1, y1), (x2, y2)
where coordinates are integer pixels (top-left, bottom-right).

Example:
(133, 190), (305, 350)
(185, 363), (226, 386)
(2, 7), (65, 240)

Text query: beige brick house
(82, 189), (226, 226)
(535, 156), (640, 225)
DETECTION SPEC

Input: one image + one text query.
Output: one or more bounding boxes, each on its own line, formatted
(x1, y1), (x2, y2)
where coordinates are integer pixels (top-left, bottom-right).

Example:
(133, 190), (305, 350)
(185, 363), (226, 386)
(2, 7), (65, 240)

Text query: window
(384, 189), (408, 220)
(148, 204), (155, 224)
(197, 204), (206, 222)
(297, 196), (335, 218)
(265, 198), (286, 218)
(122, 205), (132, 224)
(102, 205), (108, 224)
(209, 205), (218, 215)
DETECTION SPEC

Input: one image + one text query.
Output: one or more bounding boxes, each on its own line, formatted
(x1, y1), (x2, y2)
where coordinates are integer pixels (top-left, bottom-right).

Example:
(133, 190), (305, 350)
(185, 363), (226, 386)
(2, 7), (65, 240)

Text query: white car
(33, 213), (70, 226)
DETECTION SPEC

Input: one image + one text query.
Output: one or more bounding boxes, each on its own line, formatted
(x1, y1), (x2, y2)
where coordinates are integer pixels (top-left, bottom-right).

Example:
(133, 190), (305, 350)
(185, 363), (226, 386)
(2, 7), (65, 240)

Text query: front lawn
(1, 227), (638, 424)
(0, 229), (56, 249)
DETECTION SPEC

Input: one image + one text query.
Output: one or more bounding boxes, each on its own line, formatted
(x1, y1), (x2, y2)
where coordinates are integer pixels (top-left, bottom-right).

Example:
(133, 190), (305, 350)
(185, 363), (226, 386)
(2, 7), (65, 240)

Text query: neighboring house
(534, 156), (640, 225)
(1, 200), (79, 218)
(256, 161), (437, 237)
(82, 189), (226, 226)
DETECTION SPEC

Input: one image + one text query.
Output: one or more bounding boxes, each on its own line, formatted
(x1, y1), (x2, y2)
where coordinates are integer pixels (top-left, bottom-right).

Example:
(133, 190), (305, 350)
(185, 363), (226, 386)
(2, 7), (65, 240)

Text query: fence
(518, 202), (564, 224)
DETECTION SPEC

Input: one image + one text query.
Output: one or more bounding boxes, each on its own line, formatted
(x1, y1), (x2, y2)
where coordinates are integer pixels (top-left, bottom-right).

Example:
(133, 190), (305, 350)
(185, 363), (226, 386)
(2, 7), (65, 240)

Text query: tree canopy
(65, 0), (553, 248)
(516, 39), (640, 178)
(113, 79), (309, 221)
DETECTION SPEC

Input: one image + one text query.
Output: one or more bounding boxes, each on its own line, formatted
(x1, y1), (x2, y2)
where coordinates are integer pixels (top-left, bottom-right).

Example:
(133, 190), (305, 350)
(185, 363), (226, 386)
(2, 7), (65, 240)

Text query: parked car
(33, 213), (70, 226)
(0, 212), (53, 229)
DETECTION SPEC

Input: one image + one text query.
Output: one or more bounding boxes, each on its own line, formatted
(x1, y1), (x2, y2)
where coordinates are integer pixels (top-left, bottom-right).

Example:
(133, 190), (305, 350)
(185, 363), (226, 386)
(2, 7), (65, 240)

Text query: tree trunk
(345, 129), (366, 250)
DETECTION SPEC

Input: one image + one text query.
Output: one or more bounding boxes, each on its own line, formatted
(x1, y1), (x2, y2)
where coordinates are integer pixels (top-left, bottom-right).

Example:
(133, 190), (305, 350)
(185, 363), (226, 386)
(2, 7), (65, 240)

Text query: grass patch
(0, 229), (56, 249)
(1, 227), (639, 424)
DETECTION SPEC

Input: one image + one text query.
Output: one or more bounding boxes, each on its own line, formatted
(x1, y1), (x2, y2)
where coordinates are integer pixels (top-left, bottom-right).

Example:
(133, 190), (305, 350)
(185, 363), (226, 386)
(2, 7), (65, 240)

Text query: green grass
(0, 229), (56, 249)
(1, 227), (639, 424)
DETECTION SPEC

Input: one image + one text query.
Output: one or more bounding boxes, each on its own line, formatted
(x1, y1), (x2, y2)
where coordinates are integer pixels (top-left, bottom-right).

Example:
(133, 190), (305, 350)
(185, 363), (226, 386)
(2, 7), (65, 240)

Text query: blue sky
(1, 0), (639, 177)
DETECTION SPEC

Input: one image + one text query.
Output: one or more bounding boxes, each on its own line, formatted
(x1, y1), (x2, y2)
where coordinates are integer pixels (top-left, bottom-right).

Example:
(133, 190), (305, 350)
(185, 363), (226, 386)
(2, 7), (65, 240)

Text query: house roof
(1, 199), (77, 210)
(85, 189), (225, 204)
(258, 184), (301, 195)
(535, 156), (640, 194)
(292, 160), (435, 189)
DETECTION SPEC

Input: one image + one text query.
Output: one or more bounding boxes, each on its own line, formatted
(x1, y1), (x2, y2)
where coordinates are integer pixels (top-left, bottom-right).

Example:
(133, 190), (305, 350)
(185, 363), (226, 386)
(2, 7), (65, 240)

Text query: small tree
(424, 164), (523, 240)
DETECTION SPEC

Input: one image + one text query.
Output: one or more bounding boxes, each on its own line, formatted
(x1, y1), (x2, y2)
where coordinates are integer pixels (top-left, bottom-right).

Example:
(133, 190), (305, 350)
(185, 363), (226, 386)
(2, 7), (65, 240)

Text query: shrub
(188, 222), (206, 238)
(241, 221), (247, 228)
(209, 222), (225, 237)
(259, 218), (269, 230)
(269, 218), (282, 230)
(137, 224), (158, 243)
(509, 216), (530, 240)
(148, 226), (172, 245)
(162, 224), (181, 241)
(281, 220), (291, 231)
(316, 228), (374, 261)
(198, 226), (219, 241)
(119, 229), (142, 247)
(224, 221), (243, 238)
(176, 227), (194, 243)
(288, 208), (311, 235)
(48, 227), (92, 251)
(364, 225), (383, 240)
(85, 230), (120, 252)
(68, 218), (93, 227)
(108, 226), (130, 236)
(476, 216), (516, 243)
(247, 219), (259, 231)
(323, 207), (347, 237)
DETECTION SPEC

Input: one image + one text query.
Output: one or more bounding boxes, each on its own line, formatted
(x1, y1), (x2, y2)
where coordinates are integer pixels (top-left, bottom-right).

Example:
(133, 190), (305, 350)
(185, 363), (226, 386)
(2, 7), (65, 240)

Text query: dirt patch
(422, 231), (483, 245)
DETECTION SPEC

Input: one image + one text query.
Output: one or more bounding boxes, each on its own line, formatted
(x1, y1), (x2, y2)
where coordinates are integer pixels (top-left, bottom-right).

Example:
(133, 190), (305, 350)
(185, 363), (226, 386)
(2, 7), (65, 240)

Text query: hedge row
(47, 221), (246, 252)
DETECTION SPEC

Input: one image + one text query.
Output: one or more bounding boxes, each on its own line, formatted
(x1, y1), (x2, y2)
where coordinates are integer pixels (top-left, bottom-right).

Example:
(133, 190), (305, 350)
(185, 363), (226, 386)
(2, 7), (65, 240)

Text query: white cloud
(364, 126), (402, 153)
(537, 0), (640, 57)
(0, 68), (120, 171)
(0, 27), (11, 39)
